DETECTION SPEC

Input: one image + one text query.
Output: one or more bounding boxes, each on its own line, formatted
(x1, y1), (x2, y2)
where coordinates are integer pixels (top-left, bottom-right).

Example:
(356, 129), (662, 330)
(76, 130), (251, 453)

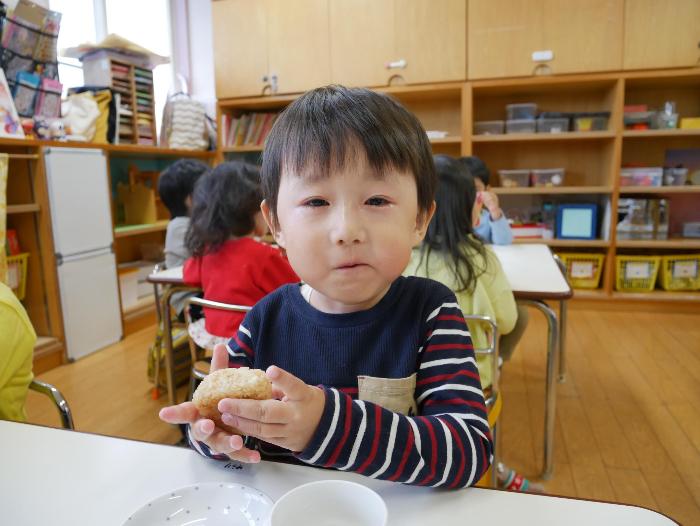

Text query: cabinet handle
(386, 59), (407, 70)
(262, 74), (279, 94)
(532, 50), (554, 62)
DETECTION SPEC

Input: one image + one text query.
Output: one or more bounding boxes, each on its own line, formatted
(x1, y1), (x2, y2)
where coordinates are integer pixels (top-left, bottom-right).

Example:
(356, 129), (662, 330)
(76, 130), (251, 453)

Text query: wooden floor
(25, 307), (700, 524)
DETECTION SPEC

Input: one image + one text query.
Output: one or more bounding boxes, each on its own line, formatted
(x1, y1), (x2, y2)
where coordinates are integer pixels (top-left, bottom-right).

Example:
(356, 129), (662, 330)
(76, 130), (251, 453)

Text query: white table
(492, 244), (573, 479)
(0, 422), (675, 526)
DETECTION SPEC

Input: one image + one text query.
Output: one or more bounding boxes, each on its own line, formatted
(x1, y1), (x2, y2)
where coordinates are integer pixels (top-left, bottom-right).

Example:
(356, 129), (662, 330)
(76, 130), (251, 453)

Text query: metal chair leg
(29, 379), (74, 430)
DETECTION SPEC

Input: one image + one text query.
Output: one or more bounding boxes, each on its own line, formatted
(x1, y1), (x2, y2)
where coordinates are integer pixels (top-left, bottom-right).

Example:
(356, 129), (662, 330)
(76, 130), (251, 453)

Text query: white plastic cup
(269, 480), (388, 526)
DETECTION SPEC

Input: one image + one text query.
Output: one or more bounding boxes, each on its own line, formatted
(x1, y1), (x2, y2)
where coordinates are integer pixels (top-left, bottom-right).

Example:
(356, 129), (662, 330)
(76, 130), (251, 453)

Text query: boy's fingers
(222, 413), (286, 440)
(218, 399), (286, 423)
(266, 366), (309, 401)
(158, 402), (200, 424)
(210, 344), (229, 371)
(190, 419), (216, 442)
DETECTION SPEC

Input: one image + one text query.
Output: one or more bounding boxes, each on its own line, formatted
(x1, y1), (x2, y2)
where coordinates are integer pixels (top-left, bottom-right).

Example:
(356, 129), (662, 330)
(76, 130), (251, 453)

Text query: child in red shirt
(183, 161), (299, 348)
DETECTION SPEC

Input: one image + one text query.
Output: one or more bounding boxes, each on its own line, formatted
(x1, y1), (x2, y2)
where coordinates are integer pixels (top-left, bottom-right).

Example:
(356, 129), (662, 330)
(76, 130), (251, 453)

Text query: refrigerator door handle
(56, 247), (114, 265)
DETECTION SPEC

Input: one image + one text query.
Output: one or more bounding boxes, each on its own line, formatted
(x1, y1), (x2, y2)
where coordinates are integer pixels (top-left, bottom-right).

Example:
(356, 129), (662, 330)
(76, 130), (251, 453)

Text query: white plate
(123, 482), (274, 526)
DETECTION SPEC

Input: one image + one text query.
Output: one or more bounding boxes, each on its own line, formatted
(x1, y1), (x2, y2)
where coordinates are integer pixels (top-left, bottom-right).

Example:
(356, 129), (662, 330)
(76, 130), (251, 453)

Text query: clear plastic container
(573, 114), (609, 131)
(474, 120), (504, 135)
(536, 118), (569, 133)
(531, 168), (565, 187)
(620, 167), (663, 187)
(498, 169), (531, 188)
(506, 119), (536, 134)
(506, 103), (537, 120)
(663, 167), (688, 186)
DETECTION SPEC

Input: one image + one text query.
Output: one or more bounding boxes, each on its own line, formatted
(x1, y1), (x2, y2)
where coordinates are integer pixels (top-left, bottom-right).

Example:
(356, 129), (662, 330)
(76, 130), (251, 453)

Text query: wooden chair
(464, 314), (501, 489)
(184, 296), (252, 399)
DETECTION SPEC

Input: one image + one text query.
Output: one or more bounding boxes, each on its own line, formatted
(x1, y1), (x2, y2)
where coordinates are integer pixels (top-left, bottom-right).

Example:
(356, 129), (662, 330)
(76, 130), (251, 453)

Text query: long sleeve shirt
(190, 277), (492, 488)
(475, 209), (513, 245)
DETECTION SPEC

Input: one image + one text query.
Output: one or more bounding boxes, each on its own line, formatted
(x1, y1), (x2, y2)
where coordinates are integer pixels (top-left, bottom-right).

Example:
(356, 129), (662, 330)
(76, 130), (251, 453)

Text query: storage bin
(537, 118), (569, 133)
(572, 112), (610, 131)
(506, 103), (537, 120)
(531, 168), (565, 187)
(498, 169), (530, 188)
(506, 119), (536, 134)
(658, 254), (700, 291)
(6, 253), (29, 300)
(474, 120), (504, 135)
(663, 167), (688, 186)
(558, 253), (605, 289)
(620, 167), (663, 187)
(615, 255), (661, 292)
(624, 111), (655, 130)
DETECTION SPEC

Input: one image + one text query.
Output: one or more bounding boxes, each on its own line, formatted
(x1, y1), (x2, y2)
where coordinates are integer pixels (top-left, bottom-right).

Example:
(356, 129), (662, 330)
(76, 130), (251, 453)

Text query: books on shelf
(221, 112), (278, 148)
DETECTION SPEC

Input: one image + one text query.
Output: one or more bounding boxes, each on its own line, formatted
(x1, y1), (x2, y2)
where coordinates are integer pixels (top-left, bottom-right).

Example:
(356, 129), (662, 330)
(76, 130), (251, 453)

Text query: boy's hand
(480, 190), (502, 220)
(158, 344), (261, 463)
(218, 366), (326, 453)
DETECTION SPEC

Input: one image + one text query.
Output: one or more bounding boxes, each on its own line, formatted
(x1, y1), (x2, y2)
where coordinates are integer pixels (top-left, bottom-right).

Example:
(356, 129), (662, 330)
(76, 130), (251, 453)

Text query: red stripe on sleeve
(423, 398), (487, 412)
(444, 419), (467, 489)
(416, 416), (438, 485)
(387, 423), (416, 482)
(425, 343), (473, 353)
(356, 405), (382, 474)
(436, 314), (467, 324)
(232, 333), (254, 358)
(324, 395), (353, 467)
(417, 370), (481, 386)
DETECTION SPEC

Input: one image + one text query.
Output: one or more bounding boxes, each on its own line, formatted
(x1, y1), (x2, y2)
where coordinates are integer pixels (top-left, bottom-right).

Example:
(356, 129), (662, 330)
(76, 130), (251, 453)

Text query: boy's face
(262, 153), (434, 314)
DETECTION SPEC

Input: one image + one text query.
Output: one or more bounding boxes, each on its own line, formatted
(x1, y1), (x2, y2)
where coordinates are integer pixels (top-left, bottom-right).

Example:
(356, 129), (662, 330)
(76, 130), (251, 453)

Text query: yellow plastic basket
(6, 252), (29, 300)
(658, 254), (700, 291)
(558, 252), (605, 289)
(615, 255), (660, 292)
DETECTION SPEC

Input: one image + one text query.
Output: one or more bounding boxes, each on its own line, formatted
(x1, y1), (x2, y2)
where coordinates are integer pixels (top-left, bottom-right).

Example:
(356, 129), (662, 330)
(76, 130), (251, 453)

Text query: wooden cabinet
(624, 0), (700, 70)
(468, 0), (623, 79)
(212, 0), (330, 98)
(330, 0), (466, 87)
(330, 0), (394, 88)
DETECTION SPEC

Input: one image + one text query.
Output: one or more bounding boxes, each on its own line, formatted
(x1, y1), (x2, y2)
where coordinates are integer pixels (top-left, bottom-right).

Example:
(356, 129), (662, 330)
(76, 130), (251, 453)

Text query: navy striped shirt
(191, 276), (492, 488)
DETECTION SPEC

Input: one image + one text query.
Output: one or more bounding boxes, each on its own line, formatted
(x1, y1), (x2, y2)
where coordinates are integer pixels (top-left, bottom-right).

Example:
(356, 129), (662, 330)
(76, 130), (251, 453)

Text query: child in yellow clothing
(404, 154), (517, 388)
(0, 282), (35, 422)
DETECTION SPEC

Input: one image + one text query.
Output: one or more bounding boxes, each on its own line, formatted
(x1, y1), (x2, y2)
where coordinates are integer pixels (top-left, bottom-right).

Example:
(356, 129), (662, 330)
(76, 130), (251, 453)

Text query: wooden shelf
(619, 185), (700, 194)
(572, 289), (608, 300)
(34, 336), (62, 355)
(612, 290), (700, 302)
(430, 136), (462, 145)
(222, 144), (264, 153)
(616, 239), (700, 249)
(494, 186), (612, 195)
(622, 129), (700, 139)
(513, 238), (610, 248)
(122, 295), (156, 320)
(114, 220), (169, 238)
(472, 131), (615, 143)
(7, 203), (40, 214)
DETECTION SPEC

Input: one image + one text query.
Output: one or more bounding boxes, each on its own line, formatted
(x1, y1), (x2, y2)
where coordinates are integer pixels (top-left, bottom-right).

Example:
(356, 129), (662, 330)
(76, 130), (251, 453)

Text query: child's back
(183, 162), (298, 342)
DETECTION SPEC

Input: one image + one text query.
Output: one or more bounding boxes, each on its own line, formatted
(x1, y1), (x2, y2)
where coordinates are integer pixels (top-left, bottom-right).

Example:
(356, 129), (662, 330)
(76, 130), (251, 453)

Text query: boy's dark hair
(186, 161), (262, 257)
(418, 154), (487, 294)
(261, 85), (436, 223)
(158, 159), (209, 218)
(458, 156), (490, 187)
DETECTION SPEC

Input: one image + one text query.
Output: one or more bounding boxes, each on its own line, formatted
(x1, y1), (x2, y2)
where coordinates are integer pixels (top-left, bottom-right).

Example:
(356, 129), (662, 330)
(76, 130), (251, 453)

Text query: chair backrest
(463, 314), (499, 408)
(184, 296), (253, 365)
(29, 379), (74, 430)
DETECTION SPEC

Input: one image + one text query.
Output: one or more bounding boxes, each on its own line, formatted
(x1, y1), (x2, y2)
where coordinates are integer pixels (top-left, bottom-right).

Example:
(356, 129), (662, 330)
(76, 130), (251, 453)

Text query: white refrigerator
(44, 148), (123, 361)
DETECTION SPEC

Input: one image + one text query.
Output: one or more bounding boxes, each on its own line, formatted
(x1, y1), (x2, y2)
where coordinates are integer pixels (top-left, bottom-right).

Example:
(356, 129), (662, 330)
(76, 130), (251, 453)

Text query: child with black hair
(182, 161), (299, 348)
(458, 156), (513, 245)
(161, 86), (492, 488)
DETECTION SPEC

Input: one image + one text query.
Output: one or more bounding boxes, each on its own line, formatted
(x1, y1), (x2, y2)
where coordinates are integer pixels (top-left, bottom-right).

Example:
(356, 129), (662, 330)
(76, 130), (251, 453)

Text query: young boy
(458, 156), (513, 245)
(157, 159), (209, 315)
(160, 86), (492, 488)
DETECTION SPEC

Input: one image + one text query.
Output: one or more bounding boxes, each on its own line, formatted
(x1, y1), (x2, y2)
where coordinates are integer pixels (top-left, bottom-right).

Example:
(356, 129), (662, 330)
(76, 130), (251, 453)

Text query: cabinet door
(624, 0), (700, 70)
(543, 0), (623, 74)
(267, 0), (331, 94)
(330, 0), (394, 87)
(468, 0), (543, 79)
(212, 0), (268, 98)
(394, 0), (466, 84)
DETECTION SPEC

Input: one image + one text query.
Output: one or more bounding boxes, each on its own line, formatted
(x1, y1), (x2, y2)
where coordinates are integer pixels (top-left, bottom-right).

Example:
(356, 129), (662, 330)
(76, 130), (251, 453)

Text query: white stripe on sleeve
(426, 302), (461, 322)
(416, 384), (484, 404)
(239, 325), (251, 339)
(432, 419), (453, 487)
(369, 413), (399, 479)
(307, 388), (341, 464)
(405, 418), (425, 484)
(419, 357), (476, 370)
(339, 400), (368, 471)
